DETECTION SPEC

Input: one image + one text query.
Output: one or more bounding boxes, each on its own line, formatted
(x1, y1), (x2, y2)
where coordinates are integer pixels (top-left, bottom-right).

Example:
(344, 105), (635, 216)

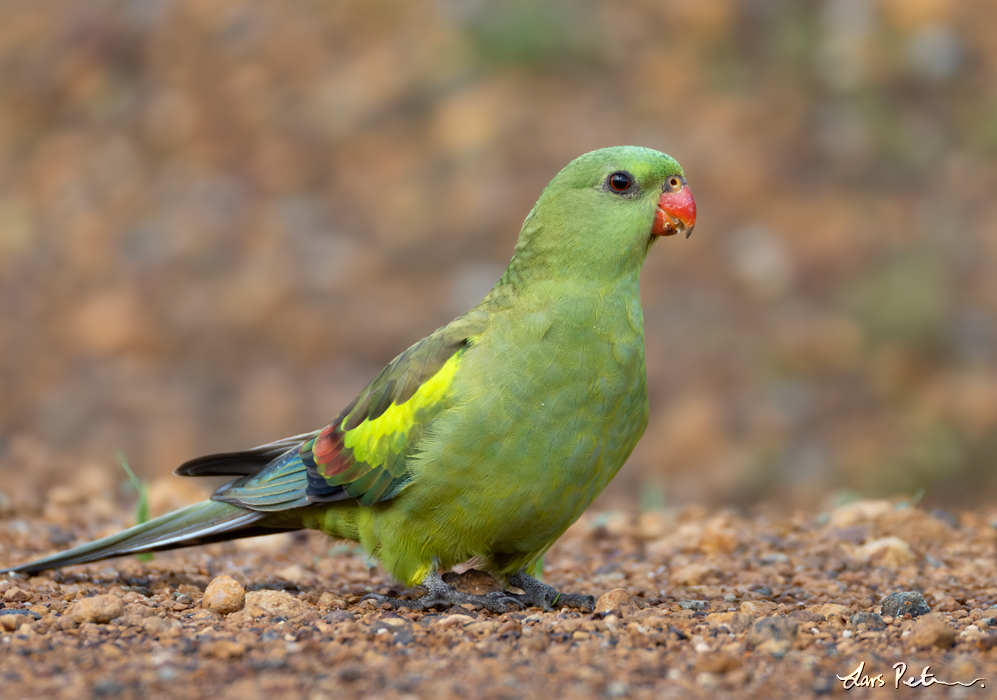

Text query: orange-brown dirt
(3, 498), (997, 700)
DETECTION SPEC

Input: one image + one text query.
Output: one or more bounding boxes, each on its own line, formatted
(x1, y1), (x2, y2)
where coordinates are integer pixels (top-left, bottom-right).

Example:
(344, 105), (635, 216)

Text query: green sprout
(116, 453), (153, 562)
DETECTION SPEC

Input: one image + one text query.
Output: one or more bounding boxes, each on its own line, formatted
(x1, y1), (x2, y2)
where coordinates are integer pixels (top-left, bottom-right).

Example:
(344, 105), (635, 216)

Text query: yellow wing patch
(342, 351), (462, 466)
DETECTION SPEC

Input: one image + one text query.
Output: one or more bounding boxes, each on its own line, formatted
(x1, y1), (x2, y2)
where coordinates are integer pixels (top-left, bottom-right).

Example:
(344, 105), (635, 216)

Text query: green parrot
(4, 146), (697, 612)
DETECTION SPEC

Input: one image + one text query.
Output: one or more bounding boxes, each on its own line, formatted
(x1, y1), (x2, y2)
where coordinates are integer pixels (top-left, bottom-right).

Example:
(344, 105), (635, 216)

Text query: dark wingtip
(175, 451), (274, 477)
(175, 434), (313, 477)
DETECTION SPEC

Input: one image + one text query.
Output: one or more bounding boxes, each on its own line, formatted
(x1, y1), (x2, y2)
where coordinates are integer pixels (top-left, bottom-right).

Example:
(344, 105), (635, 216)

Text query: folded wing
(175, 312), (487, 511)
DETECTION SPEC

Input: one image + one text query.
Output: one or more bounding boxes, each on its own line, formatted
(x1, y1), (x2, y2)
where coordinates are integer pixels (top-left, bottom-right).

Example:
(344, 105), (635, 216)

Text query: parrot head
(512, 146), (696, 281)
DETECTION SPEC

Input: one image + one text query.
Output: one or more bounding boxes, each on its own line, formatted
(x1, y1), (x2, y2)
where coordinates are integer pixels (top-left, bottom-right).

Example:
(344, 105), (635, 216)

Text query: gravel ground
(2, 500), (997, 700)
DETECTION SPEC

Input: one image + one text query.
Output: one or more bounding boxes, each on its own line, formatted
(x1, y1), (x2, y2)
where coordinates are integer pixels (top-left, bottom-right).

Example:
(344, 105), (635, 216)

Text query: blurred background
(0, 0), (995, 519)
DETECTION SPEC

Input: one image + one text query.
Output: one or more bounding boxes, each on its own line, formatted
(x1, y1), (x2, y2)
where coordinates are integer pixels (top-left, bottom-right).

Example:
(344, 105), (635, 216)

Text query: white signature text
(837, 661), (985, 689)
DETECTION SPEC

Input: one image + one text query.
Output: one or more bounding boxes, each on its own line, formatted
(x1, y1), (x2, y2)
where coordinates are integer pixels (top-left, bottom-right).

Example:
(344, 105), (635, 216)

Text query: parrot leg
(361, 571), (525, 614)
(508, 571), (595, 612)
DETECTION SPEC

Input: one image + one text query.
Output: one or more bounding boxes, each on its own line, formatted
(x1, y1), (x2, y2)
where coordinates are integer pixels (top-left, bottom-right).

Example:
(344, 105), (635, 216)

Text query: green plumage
(5, 146), (691, 608)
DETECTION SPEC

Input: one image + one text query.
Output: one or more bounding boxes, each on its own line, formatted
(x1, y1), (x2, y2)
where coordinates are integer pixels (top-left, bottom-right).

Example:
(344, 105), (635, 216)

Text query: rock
(441, 569), (504, 595)
(0, 614), (28, 631)
(202, 576), (245, 615)
(69, 594), (125, 624)
(881, 591), (930, 618)
(321, 610), (354, 628)
(139, 616), (168, 635)
(637, 512), (669, 540)
(959, 624), (983, 643)
(200, 639), (246, 659)
(817, 603), (851, 625)
(671, 563), (716, 586)
(13, 622), (35, 637)
(828, 500), (892, 527)
(373, 611), (409, 627)
(787, 609), (825, 624)
(316, 592), (348, 610)
(976, 633), (997, 651)
(855, 536), (914, 568)
(338, 665), (364, 683)
(909, 613), (956, 649)
(226, 603), (269, 624)
(933, 596), (960, 612)
(878, 508), (957, 548)
(747, 617), (799, 655)
(244, 590), (316, 621)
(850, 612), (886, 630)
(695, 652), (741, 674)
(3, 587), (30, 603)
(497, 619), (522, 637)
(699, 517), (739, 554)
(432, 614), (475, 627)
(118, 614), (149, 628)
(594, 588), (638, 617)
(124, 603), (155, 618)
(186, 609), (221, 623)
(738, 600), (777, 617)
(705, 611), (752, 632)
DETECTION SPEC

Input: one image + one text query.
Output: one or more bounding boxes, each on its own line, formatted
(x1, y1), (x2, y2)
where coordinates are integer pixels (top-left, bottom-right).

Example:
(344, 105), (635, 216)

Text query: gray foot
(508, 571), (595, 612)
(362, 571), (525, 614)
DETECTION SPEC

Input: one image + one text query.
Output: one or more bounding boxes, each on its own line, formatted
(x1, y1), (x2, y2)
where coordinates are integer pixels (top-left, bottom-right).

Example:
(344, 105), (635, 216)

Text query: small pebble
(849, 612), (886, 630)
(3, 587), (30, 603)
(317, 592), (348, 610)
(0, 615), (23, 631)
(201, 576), (245, 615)
(747, 617), (799, 655)
(200, 640), (246, 660)
(594, 588), (637, 617)
(695, 652), (741, 674)
(704, 611), (751, 632)
(244, 590), (314, 619)
(855, 536), (914, 568)
(818, 603), (850, 625)
(976, 633), (997, 651)
(881, 591), (930, 618)
(909, 613), (956, 649)
(70, 595), (124, 624)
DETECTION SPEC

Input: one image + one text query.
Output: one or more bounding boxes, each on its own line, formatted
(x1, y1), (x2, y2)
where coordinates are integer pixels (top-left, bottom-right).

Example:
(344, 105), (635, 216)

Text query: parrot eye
(667, 176), (683, 191)
(607, 172), (633, 193)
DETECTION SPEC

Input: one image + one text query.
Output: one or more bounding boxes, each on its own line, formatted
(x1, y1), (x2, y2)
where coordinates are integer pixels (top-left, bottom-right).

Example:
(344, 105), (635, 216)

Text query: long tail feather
(3, 500), (298, 575)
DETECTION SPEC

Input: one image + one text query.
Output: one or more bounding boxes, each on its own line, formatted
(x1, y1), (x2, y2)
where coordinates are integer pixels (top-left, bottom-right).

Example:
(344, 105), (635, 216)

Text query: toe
(559, 593), (595, 611)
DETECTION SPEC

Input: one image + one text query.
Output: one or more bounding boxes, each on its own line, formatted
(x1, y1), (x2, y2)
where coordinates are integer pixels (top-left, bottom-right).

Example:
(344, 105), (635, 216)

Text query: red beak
(652, 182), (697, 238)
